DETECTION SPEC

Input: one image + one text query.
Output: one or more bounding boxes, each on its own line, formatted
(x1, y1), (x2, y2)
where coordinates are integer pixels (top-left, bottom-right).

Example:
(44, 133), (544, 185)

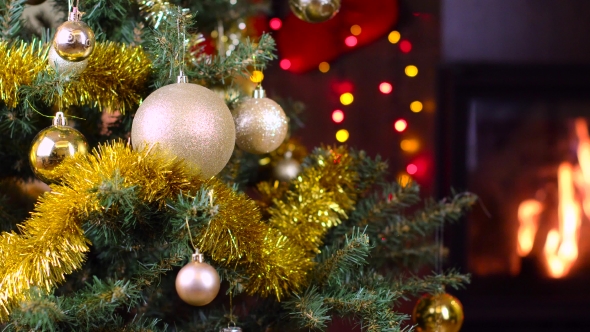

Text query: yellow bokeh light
(250, 70), (264, 83)
(350, 25), (362, 36)
(400, 139), (420, 153)
(340, 92), (354, 105)
(258, 157), (271, 166)
(410, 101), (423, 113)
(336, 129), (350, 143)
(405, 65), (418, 77)
(388, 31), (401, 44)
(398, 173), (412, 186)
(319, 62), (330, 73)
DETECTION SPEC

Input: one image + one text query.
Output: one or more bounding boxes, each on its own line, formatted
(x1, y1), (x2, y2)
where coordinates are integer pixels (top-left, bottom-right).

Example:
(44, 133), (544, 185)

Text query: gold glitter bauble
(53, 20), (95, 62)
(48, 45), (88, 77)
(29, 113), (88, 183)
(412, 293), (464, 332)
(175, 252), (221, 306)
(233, 97), (288, 154)
(131, 83), (236, 179)
(289, 0), (341, 23)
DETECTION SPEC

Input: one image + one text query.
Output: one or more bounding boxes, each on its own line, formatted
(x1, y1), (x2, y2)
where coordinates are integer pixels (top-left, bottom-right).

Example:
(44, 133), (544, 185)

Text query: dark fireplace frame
(436, 64), (590, 332)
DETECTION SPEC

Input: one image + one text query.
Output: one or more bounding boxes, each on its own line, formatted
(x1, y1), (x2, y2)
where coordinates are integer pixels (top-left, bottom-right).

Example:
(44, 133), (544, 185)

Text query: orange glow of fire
(517, 118), (590, 278)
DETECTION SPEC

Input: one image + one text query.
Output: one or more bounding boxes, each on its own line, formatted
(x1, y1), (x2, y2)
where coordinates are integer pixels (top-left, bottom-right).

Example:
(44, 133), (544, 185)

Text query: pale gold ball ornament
(289, 0), (341, 23)
(233, 86), (288, 154)
(412, 292), (464, 332)
(29, 112), (88, 183)
(48, 45), (88, 77)
(274, 151), (301, 182)
(52, 7), (95, 62)
(220, 326), (243, 332)
(131, 78), (236, 179)
(176, 249), (221, 306)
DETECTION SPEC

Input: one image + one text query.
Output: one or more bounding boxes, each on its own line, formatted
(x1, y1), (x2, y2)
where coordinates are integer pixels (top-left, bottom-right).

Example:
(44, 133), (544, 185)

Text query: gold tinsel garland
(0, 142), (358, 320)
(0, 40), (150, 112)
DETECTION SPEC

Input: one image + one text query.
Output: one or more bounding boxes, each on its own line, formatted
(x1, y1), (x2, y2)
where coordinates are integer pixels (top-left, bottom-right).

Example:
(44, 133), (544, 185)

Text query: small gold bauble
(233, 88), (288, 154)
(289, 0), (341, 23)
(412, 293), (464, 332)
(175, 251), (221, 306)
(131, 82), (236, 179)
(48, 45), (88, 77)
(220, 327), (243, 332)
(53, 20), (95, 62)
(29, 112), (88, 183)
(274, 152), (301, 182)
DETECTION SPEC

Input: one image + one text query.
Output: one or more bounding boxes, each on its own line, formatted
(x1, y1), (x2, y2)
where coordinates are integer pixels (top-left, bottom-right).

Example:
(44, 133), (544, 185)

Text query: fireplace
(437, 65), (590, 332)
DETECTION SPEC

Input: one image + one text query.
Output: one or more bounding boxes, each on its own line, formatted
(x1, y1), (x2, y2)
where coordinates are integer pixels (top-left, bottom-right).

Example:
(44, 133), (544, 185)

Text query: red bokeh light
(379, 82), (393, 94)
(269, 18), (282, 30)
(399, 40), (412, 53)
(279, 59), (291, 70)
(332, 110), (345, 123)
(331, 81), (354, 94)
(406, 163), (418, 175)
(344, 36), (358, 47)
(394, 119), (407, 132)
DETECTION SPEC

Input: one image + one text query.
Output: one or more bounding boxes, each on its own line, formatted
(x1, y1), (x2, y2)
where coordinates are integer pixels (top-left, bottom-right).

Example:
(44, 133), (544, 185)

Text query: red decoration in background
(399, 40), (412, 53)
(276, 0), (399, 73)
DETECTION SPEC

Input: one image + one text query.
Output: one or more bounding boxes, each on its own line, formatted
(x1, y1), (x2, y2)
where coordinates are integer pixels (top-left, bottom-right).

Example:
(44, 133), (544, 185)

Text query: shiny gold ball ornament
(48, 45), (88, 77)
(289, 0), (341, 23)
(52, 8), (95, 62)
(233, 86), (288, 154)
(29, 112), (88, 183)
(412, 293), (464, 332)
(220, 327), (242, 332)
(274, 151), (301, 181)
(175, 249), (221, 306)
(131, 78), (236, 179)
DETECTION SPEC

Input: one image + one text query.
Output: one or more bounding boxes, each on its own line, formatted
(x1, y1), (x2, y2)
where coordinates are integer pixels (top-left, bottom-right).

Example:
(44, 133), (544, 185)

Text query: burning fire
(517, 118), (590, 278)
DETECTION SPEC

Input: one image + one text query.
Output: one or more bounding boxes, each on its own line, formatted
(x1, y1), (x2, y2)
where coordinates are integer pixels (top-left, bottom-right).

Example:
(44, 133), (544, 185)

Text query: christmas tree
(0, 1), (475, 331)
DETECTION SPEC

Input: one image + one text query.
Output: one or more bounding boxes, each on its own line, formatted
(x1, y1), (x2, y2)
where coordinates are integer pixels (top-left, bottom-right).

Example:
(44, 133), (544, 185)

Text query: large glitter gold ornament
(289, 0), (341, 23)
(48, 45), (88, 77)
(131, 79), (235, 179)
(175, 249), (221, 306)
(412, 293), (464, 332)
(233, 86), (288, 154)
(29, 112), (88, 183)
(53, 8), (95, 62)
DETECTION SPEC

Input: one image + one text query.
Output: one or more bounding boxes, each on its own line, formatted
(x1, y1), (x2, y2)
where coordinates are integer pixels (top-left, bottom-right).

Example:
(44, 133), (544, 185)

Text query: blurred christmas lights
(400, 139), (420, 153)
(398, 173), (412, 186)
(388, 31), (401, 44)
(319, 62), (330, 73)
(336, 129), (349, 142)
(345, 36), (358, 47)
(280, 59), (291, 70)
(410, 101), (423, 113)
(332, 110), (345, 123)
(405, 65), (418, 77)
(406, 163), (418, 175)
(350, 25), (362, 36)
(340, 92), (354, 105)
(394, 119), (407, 132)
(399, 40), (412, 53)
(379, 82), (393, 94)
(269, 18), (282, 30)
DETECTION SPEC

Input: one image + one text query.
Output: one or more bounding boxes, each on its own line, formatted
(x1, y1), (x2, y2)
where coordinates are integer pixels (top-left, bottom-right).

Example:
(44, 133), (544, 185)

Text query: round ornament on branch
(131, 77), (235, 179)
(233, 86), (288, 155)
(176, 249), (221, 306)
(29, 112), (88, 183)
(289, 0), (341, 23)
(52, 6), (95, 62)
(48, 45), (88, 77)
(220, 326), (242, 332)
(412, 292), (464, 332)
(274, 151), (301, 182)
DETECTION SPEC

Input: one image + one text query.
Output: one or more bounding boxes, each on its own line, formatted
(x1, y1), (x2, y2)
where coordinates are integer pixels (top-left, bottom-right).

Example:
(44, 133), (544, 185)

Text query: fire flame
(517, 118), (590, 278)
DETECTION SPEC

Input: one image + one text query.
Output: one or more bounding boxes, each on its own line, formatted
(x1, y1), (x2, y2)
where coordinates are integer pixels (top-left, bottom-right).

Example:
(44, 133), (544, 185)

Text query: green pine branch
(0, 0), (25, 41)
